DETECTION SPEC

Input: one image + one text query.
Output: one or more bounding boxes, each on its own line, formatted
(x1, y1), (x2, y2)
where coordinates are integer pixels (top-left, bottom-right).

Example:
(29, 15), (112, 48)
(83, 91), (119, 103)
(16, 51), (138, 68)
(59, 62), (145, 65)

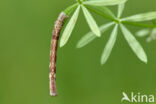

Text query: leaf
(101, 24), (118, 65)
(120, 24), (148, 63)
(77, 22), (114, 48)
(121, 11), (156, 22)
(81, 5), (101, 37)
(136, 29), (150, 37)
(146, 29), (156, 42)
(85, 5), (116, 21)
(60, 6), (80, 47)
(83, 0), (127, 6)
(151, 29), (156, 36)
(117, 3), (125, 18)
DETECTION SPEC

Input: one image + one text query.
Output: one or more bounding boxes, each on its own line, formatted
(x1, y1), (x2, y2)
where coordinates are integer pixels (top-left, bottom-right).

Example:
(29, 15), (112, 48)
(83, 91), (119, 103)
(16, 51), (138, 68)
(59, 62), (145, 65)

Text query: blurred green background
(0, 0), (156, 104)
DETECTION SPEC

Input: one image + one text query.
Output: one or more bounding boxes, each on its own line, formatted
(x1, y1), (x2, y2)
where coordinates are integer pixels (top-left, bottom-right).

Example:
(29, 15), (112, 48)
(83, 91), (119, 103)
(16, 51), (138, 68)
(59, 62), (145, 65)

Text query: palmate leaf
(117, 3), (125, 18)
(60, 6), (80, 47)
(83, 0), (127, 6)
(121, 11), (156, 22)
(81, 5), (101, 37)
(101, 24), (118, 65)
(77, 22), (114, 48)
(120, 24), (148, 63)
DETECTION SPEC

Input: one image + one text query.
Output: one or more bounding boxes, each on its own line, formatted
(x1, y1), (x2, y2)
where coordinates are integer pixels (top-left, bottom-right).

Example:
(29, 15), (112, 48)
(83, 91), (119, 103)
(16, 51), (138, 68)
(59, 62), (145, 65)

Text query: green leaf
(120, 24), (148, 63)
(83, 0), (127, 6)
(151, 29), (156, 36)
(60, 6), (80, 47)
(85, 5), (116, 21)
(101, 24), (118, 65)
(77, 22), (114, 48)
(136, 29), (150, 37)
(121, 11), (156, 22)
(81, 5), (101, 37)
(117, 3), (125, 18)
(147, 29), (156, 42)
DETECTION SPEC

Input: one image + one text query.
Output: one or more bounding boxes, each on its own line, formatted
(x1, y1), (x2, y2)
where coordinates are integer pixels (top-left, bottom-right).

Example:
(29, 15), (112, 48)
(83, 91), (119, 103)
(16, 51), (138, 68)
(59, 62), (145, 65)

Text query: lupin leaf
(81, 5), (101, 37)
(101, 24), (118, 65)
(77, 22), (114, 48)
(120, 24), (148, 63)
(60, 6), (80, 47)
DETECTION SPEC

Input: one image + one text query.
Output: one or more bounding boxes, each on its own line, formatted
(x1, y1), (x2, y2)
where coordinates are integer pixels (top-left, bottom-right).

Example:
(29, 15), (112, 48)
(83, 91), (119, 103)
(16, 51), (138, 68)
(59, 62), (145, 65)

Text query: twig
(49, 12), (67, 96)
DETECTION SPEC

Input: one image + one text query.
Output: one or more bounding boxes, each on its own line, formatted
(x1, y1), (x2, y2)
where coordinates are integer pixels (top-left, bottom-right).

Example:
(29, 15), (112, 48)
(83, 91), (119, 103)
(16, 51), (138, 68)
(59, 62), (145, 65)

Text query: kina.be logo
(121, 92), (155, 103)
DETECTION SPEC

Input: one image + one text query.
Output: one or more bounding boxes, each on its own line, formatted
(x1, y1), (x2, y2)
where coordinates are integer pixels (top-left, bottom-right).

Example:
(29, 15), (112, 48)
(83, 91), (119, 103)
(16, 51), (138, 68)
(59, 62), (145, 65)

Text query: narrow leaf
(81, 5), (101, 37)
(120, 24), (147, 63)
(146, 29), (156, 42)
(83, 0), (127, 6)
(60, 6), (80, 47)
(77, 22), (114, 48)
(151, 29), (156, 36)
(117, 3), (125, 18)
(121, 11), (156, 22)
(136, 29), (150, 37)
(101, 24), (118, 65)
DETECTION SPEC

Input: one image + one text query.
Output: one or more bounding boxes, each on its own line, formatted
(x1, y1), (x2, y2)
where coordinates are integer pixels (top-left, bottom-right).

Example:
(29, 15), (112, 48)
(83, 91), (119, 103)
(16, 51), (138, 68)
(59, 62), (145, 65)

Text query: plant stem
(85, 5), (118, 22)
(49, 12), (67, 96)
(122, 21), (156, 28)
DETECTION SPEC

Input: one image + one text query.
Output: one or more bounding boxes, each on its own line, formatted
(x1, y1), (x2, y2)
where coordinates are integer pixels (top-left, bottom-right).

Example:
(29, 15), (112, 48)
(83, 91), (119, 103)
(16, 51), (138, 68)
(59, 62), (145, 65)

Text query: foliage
(60, 0), (156, 65)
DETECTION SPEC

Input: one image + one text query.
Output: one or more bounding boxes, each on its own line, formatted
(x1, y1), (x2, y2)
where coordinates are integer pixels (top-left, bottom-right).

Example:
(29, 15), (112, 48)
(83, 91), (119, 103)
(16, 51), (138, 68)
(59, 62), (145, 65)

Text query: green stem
(85, 5), (118, 22)
(122, 21), (156, 28)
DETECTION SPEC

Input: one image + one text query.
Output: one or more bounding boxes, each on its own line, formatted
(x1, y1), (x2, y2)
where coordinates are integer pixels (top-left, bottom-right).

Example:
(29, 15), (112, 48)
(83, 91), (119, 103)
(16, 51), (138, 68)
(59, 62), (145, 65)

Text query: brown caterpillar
(49, 12), (67, 96)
